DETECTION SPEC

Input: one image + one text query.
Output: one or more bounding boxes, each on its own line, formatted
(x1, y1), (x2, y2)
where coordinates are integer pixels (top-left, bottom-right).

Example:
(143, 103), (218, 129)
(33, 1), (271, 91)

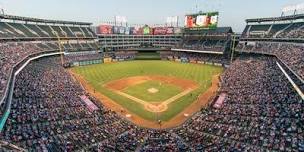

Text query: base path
(105, 75), (198, 112)
(69, 70), (220, 129)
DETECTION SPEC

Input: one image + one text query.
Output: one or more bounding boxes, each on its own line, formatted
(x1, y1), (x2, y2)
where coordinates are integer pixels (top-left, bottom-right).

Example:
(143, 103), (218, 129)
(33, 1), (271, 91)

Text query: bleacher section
(0, 23), (96, 39)
(0, 15), (96, 39)
(237, 14), (304, 93)
(172, 27), (232, 54)
(236, 42), (304, 81)
(242, 14), (304, 40)
(160, 51), (228, 65)
(99, 34), (181, 50)
(0, 14), (99, 120)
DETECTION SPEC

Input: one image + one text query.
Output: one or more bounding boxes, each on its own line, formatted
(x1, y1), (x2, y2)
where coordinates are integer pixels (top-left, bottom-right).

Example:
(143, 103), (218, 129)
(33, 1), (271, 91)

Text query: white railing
(276, 62), (304, 100)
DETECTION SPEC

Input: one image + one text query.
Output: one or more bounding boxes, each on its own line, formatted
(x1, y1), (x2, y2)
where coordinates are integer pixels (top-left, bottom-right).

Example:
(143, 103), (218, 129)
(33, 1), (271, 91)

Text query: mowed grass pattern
(123, 80), (183, 102)
(72, 60), (223, 121)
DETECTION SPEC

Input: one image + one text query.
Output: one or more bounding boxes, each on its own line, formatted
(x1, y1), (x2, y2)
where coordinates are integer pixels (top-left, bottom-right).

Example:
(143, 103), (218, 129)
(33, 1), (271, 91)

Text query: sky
(1, 0), (303, 32)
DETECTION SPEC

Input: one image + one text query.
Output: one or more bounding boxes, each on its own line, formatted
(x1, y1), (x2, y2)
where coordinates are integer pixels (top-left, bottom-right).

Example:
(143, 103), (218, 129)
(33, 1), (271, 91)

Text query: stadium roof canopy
(246, 14), (304, 23)
(0, 14), (92, 26)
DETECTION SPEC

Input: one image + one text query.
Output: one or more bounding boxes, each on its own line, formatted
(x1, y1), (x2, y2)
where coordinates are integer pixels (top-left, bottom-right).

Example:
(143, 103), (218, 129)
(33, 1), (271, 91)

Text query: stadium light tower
(195, 0), (199, 13)
(0, 4), (5, 15)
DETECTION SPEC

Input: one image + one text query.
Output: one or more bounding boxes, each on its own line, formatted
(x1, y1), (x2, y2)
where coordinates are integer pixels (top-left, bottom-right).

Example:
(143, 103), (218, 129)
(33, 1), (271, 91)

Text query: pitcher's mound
(148, 88), (159, 94)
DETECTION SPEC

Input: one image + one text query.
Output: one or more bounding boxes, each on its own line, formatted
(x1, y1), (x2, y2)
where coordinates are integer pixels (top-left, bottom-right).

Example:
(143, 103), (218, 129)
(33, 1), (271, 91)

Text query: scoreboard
(185, 12), (219, 30)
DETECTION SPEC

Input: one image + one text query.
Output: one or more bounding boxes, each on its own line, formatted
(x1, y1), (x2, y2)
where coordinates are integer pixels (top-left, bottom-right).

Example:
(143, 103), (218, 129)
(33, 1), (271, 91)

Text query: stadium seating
(174, 56), (303, 151)
(0, 12), (303, 151)
(0, 23), (96, 39)
(236, 42), (304, 80)
(160, 51), (228, 65)
(64, 52), (103, 64)
(175, 39), (226, 52)
(0, 40), (99, 102)
(114, 51), (137, 60)
(242, 22), (304, 39)
(1, 56), (303, 151)
(0, 42), (44, 100)
(173, 27), (232, 53)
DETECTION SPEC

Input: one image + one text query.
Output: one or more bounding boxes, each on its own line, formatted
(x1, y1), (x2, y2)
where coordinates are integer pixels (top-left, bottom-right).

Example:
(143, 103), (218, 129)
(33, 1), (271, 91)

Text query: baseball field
(70, 60), (223, 128)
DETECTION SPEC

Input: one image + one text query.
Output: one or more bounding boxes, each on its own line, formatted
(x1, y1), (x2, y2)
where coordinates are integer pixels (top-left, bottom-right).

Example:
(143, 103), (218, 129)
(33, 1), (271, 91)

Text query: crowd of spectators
(276, 23), (304, 39)
(174, 56), (303, 151)
(114, 51), (137, 60)
(1, 57), (130, 151)
(0, 55), (303, 151)
(160, 51), (228, 65)
(174, 39), (226, 52)
(0, 42), (44, 101)
(0, 41), (102, 101)
(236, 42), (304, 80)
(63, 52), (103, 64)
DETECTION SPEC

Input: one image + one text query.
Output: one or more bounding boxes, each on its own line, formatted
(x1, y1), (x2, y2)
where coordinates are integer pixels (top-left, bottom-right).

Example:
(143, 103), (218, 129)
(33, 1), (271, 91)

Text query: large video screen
(184, 12), (219, 30)
(98, 25), (113, 34)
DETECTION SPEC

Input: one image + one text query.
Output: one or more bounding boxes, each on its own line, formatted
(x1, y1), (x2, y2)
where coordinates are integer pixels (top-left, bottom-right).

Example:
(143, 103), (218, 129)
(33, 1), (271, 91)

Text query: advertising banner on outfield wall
(166, 27), (174, 35)
(174, 27), (182, 34)
(132, 26), (143, 35)
(98, 25), (113, 34)
(112, 26), (126, 34)
(125, 27), (130, 35)
(153, 27), (180, 35)
(113, 26), (119, 34)
(153, 27), (167, 35)
(119, 26), (125, 34)
(129, 27), (135, 35)
(143, 25), (151, 35)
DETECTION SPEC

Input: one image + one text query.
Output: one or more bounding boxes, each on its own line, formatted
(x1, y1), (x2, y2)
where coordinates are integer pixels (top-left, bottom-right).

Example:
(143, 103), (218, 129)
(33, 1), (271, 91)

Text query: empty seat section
(81, 43), (90, 48)
(39, 25), (57, 37)
(8, 23), (37, 37)
(51, 26), (66, 37)
(81, 27), (93, 37)
(61, 26), (75, 38)
(0, 22), (25, 37)
(0, 22), (15, 38)
(25, 24), (50, 37)
(64, 43), (74, 50)
(70, 27), (85, 37)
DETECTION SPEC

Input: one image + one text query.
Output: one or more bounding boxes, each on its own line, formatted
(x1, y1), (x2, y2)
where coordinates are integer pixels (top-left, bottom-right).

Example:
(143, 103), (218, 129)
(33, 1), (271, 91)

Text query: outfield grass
(123, 80), (183, 102)
(72, 60), (223, 121)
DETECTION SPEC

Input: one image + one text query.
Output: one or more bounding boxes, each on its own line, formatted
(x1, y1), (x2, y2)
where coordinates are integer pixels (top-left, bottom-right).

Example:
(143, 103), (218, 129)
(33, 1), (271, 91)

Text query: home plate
(148, 88), (159, 94)
(184, 113), (189, 117)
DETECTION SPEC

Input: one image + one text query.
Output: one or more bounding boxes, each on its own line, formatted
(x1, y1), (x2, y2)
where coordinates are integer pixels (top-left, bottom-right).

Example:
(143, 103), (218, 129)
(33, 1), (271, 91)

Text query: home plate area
(148, 88), (159, 94)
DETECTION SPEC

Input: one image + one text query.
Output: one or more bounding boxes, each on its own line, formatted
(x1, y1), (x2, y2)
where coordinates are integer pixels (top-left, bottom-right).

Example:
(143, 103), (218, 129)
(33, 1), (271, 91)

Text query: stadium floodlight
(282, 3), (304, 15)
(0, 4), (4, 15)
(282, 5), (296, 13)
(166, 16), (178, 27)
(115, 16), (127, 26)
(296, 3), (304, 11)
